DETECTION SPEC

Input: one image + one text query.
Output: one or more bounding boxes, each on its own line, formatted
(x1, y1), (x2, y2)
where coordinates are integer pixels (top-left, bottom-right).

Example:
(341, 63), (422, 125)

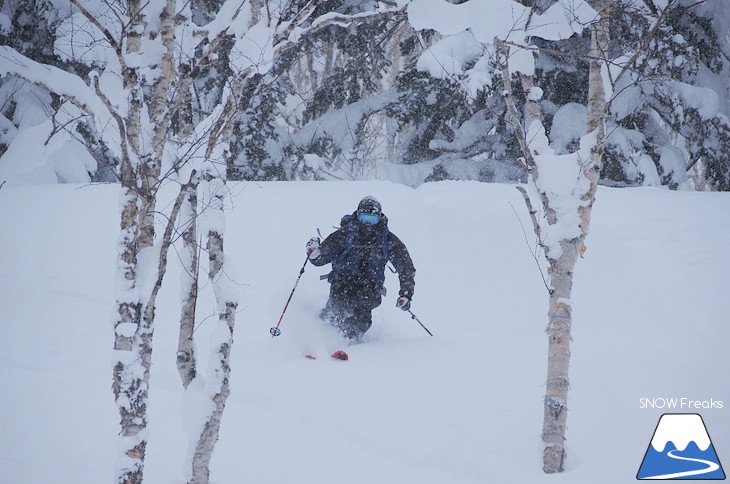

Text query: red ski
(304, 351), (349, 361)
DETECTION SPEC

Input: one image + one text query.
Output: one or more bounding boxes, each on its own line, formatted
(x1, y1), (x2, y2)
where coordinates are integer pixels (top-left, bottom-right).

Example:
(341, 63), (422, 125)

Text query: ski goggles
(357, 212), (380, 225)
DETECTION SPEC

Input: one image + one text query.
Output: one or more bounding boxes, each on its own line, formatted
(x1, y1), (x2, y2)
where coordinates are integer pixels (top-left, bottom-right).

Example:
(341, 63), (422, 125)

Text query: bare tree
(187, 168), (238, 484)
(497, 0), (613, 473)
(169, 2), (409, 482)
(0, 1), (259, 481)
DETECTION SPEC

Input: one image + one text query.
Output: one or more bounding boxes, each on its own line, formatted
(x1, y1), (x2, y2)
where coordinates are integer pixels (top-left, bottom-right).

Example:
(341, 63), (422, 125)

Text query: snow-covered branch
(298, 7), (407, 40)
(0, 46), (113, 128)
(496, 40), (532, 174)
(273, 0), (324, 45)
(68, 0), (123, 56)
(612, 0), (676, 87)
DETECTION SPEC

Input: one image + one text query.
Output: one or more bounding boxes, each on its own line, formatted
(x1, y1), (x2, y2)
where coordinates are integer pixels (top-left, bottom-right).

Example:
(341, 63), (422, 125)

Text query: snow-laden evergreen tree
(387, 26), (525, 183)
(532, 0), (730, 190)
(226, 0), (410, 181)
(388, 0), (730, 189)
(622, 0), (730, 190)
(0, 0), (120, 181)
(3, 0), (728, 189)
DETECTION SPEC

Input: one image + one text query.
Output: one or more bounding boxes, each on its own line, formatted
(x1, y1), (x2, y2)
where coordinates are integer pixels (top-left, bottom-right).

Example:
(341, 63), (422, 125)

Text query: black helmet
(357, 196), (381, 215)
(356, 196), (382, 226)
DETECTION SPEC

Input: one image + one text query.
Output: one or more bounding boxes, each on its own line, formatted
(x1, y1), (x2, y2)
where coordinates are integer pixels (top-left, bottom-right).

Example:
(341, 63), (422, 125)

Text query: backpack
(326, 214), (389, 286)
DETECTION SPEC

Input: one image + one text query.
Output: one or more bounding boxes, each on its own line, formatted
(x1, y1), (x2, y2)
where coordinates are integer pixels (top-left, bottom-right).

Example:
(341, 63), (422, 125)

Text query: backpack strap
(341, 214), (356, 254)
(327, 213), (389, 286)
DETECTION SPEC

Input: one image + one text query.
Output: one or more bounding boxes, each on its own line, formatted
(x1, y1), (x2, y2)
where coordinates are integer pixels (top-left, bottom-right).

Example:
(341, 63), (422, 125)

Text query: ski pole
(408, 309), (433, 336)
(270, 256), (309, 337)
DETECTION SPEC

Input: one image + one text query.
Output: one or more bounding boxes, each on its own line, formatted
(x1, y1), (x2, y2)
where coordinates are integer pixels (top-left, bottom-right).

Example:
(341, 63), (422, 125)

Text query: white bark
(542, 4), (610, 471)
(112, 178), (190, 484)
(2, 2), (406, 482)
(110, 2), (179, 481)
(542, 1), (611, 469)
(189, 173), (238, 484)
(497, 1), (611, 469)
(111, 44), (151, 484)
(540, 240), (580, 473)
(111, 187), (147, 484)
(178, 174), (201, 388)
(112, 7), (156, 473)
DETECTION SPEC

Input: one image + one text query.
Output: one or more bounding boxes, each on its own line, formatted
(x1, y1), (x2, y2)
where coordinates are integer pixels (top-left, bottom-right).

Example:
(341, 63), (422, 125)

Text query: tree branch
(70, 0), (123, 56)
(273, 0), (324, 46)
(495, 39), (533, 173)
(274, 5), (406, 50)
(511, 194), (551, 293)
(90, 75), (133, 185)
(0, 47), (105, 119)
(613, 0), (678, 86)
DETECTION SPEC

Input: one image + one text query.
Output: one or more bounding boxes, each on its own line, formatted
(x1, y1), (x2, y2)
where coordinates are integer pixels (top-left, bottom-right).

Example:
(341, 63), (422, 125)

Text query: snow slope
(0, 180), (728, 483)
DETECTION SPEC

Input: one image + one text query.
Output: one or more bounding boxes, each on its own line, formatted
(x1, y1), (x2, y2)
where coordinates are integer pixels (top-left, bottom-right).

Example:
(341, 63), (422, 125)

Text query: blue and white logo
(637, 413), (725, 480)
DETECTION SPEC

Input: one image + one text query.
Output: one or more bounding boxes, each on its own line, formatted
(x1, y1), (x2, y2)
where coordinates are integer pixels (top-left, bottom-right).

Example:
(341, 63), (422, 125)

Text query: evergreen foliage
(0, 0), (728, 190)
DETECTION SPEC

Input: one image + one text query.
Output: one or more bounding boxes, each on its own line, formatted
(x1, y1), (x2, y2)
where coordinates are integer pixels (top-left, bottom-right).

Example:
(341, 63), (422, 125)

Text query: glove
(306, 237), (321, 260)
(396, 296), (411, 311)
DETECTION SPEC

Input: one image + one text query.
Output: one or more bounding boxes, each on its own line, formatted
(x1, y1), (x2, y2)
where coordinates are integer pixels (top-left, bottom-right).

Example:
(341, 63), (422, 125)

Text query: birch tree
(496, 0), (612, 472)
(171, 2), (409, 482)
(173, 4), (410, 477)
(1, 1), (263, 481)
(178, 173), (201, 389)
(501, 0), (719, 469)
(405, 0), (604, 473)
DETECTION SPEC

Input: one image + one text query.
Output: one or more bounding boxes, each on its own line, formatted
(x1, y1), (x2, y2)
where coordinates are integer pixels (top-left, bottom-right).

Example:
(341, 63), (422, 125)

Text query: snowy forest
(1, 1), (729, 484)
(1, 0), (729, 189)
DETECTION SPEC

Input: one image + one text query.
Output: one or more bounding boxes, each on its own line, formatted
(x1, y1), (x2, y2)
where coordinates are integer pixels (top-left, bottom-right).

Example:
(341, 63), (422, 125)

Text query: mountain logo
(637, 413), (725, 480)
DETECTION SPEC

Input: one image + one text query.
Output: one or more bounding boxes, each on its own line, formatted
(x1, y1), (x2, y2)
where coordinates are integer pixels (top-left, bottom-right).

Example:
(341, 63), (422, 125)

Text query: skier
(305, 196), (415, 342)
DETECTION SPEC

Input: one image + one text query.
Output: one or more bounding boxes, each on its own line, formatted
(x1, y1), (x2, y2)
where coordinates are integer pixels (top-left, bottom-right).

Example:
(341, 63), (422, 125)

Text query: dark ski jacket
(310, 212), (415, 306)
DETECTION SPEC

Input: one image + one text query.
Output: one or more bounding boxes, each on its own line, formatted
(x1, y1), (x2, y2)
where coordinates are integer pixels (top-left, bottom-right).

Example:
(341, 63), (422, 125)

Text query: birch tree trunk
(540, 240), (580, 473)
(542, 2), (610, 472)
(111, 1), (178, 481)
(112, 179), (191, 483)
(189, 171), (239, 484)
(111, 1), (155, 478)
(585, 0), (612, 210)
(112, 185), (148, 484)
(178, 172), (201, 388)
(185, 68), (246, 483)
(497, 0), (611, 469)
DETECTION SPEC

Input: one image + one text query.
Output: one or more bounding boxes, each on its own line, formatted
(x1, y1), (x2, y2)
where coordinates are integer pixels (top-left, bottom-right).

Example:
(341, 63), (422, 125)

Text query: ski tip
(305, 354), (317, 360)
(330, 350), (349, 361)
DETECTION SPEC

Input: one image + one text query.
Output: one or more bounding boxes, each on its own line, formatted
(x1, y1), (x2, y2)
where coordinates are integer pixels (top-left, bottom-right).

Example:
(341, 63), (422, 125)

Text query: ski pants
(320, 280), (382, 341)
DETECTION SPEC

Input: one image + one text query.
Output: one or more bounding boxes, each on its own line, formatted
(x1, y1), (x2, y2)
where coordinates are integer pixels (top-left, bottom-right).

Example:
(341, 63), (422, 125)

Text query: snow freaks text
(640, 398), (724, 410)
